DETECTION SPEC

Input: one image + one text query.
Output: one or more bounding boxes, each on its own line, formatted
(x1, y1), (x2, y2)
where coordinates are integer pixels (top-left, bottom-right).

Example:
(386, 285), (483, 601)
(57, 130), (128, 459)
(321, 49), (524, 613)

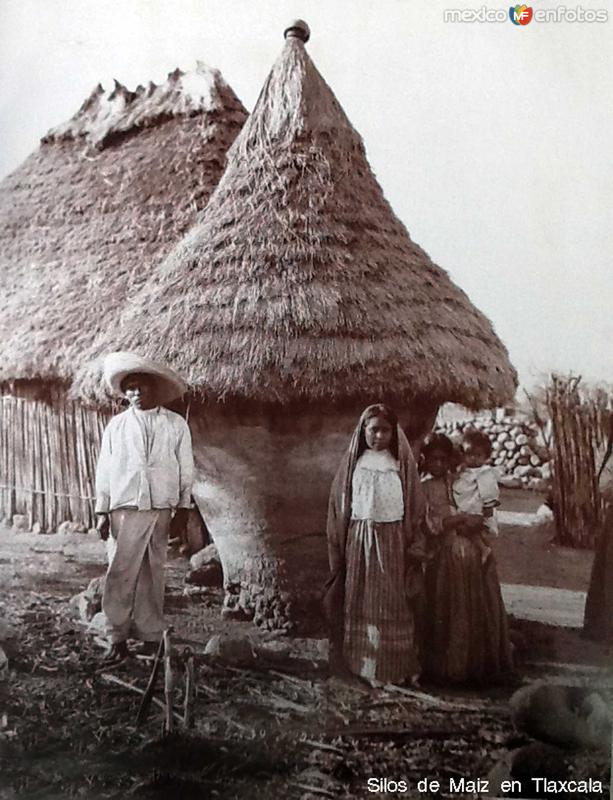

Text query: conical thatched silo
(75, 22), (517, 629)
(0, 64), (247, 532)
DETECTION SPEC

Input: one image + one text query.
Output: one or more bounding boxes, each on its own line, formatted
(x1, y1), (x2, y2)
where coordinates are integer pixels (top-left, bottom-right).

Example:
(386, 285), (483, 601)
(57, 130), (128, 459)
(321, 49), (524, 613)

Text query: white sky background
(0, 0), (611, 392)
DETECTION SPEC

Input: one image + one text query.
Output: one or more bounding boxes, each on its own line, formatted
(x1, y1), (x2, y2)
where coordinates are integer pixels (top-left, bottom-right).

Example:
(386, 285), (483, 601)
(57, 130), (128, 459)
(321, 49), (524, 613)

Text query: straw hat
(103, 351), (188, 404)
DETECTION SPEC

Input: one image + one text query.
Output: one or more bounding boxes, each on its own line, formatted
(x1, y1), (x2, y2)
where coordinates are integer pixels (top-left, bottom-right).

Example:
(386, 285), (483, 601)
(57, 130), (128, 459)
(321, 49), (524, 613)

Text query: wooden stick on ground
(289, 783), (335, 798)
(302, 739), (344, 755)
(100, 673), (183, 723)
(383, 684), (450, 707)
(136, 638), (165, 726)
(183, 651), (195, 729)
(328, 726), (471, 741)
(162, 629), (174, 735)
(382, 683), (502, 712)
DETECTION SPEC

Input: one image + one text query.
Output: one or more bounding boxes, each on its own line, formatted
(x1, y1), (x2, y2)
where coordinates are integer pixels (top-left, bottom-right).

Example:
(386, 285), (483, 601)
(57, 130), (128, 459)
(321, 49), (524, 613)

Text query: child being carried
(453, 429), (500, 563)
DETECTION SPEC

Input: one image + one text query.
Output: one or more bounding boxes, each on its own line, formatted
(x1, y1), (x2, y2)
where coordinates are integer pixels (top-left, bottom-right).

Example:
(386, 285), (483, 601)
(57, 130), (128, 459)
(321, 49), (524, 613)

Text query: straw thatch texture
(75, 35), (516, 409)
(0, 63), (247, 384)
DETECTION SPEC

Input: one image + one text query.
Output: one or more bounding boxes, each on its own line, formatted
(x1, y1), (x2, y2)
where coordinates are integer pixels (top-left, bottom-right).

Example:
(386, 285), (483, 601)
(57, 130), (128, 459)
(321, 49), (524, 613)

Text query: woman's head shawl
(326, 404), (426, 577)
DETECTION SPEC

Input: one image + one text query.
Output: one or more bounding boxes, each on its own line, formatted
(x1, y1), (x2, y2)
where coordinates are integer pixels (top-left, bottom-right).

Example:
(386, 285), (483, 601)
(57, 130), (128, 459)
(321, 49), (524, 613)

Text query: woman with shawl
(421, 433), (513, 684)
(324, 404), (426, 686)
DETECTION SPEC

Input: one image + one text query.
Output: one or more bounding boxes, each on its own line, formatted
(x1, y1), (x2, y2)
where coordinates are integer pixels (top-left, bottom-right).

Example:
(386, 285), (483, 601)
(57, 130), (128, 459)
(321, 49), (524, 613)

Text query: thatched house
(75, 22), (517, 627)
(0, 64), (247, 531)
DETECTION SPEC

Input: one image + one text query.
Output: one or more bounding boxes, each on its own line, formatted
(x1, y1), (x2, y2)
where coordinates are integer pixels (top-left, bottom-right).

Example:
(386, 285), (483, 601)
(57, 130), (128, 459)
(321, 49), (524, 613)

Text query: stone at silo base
(189, 544), (220, 571)
(204, 633), (255, 664)
(220, 555), (296, 632)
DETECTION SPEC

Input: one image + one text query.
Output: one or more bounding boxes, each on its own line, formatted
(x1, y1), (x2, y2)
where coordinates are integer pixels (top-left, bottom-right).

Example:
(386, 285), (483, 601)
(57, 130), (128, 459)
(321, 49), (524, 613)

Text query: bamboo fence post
(0, 398), (8, 520)
(27, 401), (36, 531)
(8, 398), (16, 520)
(57, 403), (71, 526)
(547, 374), (609, 548)
(45, 402), (56, 531)
(37, 403), (47, 532)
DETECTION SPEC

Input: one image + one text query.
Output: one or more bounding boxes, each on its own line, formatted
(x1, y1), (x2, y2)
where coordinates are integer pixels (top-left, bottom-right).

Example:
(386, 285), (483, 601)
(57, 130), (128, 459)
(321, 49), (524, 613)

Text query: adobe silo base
(189, 402), (438, 631)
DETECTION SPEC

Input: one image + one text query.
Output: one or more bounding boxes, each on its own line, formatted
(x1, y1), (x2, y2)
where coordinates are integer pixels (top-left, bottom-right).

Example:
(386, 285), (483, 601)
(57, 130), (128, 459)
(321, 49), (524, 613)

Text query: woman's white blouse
(351, 449), (404, 522)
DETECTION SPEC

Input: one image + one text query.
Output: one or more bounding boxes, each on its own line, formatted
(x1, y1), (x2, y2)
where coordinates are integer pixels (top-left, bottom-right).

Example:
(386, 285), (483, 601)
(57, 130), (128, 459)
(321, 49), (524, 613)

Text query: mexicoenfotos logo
(509, 4), (533, 24)
(443, 5), (608, 23)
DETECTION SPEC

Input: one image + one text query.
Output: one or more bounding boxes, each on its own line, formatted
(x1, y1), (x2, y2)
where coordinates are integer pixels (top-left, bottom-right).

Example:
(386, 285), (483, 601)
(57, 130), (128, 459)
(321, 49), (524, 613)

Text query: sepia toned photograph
(0, 1), (611, 798)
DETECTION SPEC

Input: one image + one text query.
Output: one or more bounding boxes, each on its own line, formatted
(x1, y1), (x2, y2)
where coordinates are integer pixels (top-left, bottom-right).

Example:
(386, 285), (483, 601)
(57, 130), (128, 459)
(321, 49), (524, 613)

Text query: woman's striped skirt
(343, 518), (418, 684)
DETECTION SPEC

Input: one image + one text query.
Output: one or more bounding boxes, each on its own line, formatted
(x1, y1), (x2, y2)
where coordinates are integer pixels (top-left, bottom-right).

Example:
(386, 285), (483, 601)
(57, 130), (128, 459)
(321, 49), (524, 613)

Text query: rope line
(0, 484), (95, 501)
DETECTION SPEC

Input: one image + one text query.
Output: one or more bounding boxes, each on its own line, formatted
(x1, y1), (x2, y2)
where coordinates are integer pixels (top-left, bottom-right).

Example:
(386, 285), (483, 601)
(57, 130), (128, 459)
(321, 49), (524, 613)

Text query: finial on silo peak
(284, 19), (310, 43)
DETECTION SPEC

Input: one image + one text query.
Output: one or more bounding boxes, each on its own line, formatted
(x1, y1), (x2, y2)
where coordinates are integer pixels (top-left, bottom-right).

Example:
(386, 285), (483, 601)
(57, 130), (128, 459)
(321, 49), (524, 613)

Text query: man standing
(95, 352), (194, 661)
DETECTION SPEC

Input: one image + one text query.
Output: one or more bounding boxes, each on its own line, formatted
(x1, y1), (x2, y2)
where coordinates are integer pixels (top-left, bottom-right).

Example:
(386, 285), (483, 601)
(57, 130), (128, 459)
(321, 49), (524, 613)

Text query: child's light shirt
(351, 449), (404, 523)
(453, 464), (500, 535)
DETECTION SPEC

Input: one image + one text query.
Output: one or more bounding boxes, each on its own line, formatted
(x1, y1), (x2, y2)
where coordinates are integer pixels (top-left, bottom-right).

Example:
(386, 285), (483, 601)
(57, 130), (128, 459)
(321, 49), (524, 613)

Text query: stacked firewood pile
(435, 416), (552, 490)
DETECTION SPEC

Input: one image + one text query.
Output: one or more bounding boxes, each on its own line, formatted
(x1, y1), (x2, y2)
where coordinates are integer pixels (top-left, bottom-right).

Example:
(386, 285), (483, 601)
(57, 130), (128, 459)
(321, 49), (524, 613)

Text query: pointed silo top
(76, 23), (517, 409)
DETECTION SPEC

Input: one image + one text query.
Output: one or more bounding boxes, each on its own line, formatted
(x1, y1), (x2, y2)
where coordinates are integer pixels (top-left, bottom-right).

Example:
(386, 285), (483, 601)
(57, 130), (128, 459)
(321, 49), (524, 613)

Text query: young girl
(421, 434), (513, 684)
(325, 404), (426, 686)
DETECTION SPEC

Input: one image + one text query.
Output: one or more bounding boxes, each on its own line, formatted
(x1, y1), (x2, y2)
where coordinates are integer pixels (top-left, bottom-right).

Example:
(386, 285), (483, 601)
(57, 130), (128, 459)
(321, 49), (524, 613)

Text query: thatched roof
(0, 63), (247, 385)
(75, 23), (517, 410)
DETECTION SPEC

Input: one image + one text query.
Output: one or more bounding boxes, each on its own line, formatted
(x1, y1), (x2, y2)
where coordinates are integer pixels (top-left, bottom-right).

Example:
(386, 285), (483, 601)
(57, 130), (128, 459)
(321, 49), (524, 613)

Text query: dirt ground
(494, 489), (592, 592)
(0, 491), (611, 799)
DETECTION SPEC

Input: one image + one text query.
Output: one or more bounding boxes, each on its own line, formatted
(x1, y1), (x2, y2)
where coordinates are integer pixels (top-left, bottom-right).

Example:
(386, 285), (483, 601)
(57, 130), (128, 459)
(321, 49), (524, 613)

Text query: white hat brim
(103, 351), (188, 404)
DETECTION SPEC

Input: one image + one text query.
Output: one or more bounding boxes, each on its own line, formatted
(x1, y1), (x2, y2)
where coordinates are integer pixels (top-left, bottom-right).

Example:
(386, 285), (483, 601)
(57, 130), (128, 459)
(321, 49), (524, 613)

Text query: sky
(0, 0), (611, 392)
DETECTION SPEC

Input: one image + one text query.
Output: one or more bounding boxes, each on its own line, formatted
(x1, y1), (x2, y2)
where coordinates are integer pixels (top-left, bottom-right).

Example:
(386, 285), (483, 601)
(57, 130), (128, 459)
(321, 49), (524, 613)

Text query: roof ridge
(43, 62), (245, 150)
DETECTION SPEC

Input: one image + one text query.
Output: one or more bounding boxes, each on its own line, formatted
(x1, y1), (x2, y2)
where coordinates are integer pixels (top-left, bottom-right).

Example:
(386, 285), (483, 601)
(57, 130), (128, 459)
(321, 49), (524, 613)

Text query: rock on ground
(11, 515), (29, 532)
(0, 619), (16, 644)
(204, 633), (255, 664)
(69, 575), (106, 623)
(510, 681), (612, 751)
(189, 544), (220, 571)
(57, 521), (87, 536)
(88, 611), (108, 637)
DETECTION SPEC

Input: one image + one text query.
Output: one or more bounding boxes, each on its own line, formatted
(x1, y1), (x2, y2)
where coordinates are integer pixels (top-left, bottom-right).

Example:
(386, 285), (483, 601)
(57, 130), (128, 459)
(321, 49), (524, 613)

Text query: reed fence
(0, 395), (111, 532)
(546, 375), (612, 548)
